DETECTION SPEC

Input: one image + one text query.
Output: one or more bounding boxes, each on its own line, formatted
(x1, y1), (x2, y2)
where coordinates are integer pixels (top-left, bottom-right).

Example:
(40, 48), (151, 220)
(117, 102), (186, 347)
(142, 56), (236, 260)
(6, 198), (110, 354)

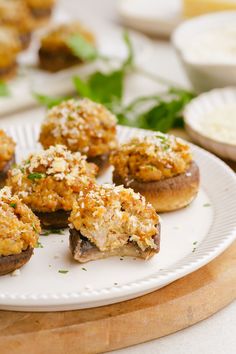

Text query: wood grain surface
(0, 240), (236, 354)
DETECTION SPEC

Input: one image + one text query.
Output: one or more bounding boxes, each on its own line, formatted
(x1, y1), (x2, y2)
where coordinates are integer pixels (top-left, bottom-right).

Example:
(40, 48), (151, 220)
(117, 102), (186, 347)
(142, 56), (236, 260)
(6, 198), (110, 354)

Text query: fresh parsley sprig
(34, 31), (195, 133)
(0, 81), (10, 97)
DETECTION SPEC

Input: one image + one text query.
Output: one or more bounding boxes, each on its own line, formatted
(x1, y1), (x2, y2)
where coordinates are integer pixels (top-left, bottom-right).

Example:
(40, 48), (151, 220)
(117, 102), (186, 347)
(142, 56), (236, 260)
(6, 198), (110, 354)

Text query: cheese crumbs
(110, 133), (192, 182)
(69, 184), (159, 252)
(0, 130), (15, 170)
(39, 98), (117, 157)
(0, 187), (41, 256)
(7, 145), (97, 213)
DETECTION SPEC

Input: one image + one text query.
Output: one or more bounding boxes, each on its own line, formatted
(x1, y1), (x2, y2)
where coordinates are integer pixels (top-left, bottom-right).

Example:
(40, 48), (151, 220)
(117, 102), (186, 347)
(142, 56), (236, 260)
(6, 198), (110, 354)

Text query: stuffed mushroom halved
(69, 184), (160, 263)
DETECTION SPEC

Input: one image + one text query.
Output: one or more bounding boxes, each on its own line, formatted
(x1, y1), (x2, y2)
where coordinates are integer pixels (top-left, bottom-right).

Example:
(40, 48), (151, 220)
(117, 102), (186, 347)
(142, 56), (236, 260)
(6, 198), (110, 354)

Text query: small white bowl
(183, 87), (236, 161)
(118, 0), (182, 37)
(172, 12), (236, 93)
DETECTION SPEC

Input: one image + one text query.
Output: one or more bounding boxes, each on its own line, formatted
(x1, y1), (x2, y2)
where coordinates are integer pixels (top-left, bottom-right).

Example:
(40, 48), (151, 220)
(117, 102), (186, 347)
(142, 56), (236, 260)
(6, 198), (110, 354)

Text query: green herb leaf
(88, 70), (124, 104)
(67, 34), (98, 61)
(28, 172), (46, 181)
(9, 202), (16, 208)
(41, 229), (64, 236)
(73, 76), (93, 99)
(35, 241), (43, 248)
(122, 31), (134, 70)
(32, 223), (37, 232)
(74, 69), (124, 105)
(0, 81), (10, 97)
(58, 270), (69, 274)
(82, 267), (87, 271)
(33, 93), (67, 108)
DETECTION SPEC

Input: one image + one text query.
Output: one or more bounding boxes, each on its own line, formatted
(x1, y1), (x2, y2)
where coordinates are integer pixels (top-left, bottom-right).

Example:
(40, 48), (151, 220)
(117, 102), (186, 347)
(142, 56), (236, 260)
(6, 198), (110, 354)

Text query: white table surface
(1, 0), (235, 353)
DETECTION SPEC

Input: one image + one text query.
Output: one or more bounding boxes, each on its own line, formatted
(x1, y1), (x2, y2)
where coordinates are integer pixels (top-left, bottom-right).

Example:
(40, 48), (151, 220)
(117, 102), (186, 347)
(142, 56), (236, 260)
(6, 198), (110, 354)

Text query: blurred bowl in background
(172, 12), (236, 93)
(183, 87), (236, 161)
(118, 0), (182, 37)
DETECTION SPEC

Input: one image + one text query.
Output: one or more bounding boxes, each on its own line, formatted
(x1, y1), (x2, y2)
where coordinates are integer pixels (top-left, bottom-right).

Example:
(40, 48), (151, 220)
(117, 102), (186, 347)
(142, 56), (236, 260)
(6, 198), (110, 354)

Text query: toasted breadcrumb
(39, 99), (117, 157)
(0, 130), (15, 170)
(40, 21), (94, 51)
(7, 145), (97, 212)
(70, 184), (159, 252)
(110, 133), (192, 182)
(0, 187), (41, 256)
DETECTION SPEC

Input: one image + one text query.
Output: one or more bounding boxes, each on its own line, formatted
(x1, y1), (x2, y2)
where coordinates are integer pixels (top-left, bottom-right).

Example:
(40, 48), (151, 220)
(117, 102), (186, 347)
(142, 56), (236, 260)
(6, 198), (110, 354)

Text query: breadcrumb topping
(40, 21), (95, 51)
(0, 187), (41, 256)
(0, 0), (33, 33)
(39, 98), (117, 157)
(7, 145), (97, 212)
(69, 184), (159, 252)
(0, 130), (15, 170)
(110, 133), (193, 182)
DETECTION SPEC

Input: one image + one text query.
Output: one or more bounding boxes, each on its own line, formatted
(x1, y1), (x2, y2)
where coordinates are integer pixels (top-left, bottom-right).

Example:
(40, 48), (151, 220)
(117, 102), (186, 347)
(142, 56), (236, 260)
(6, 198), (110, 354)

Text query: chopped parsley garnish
(82, 267), (87, 271)
(192, 247), (197, 253)
(203, 203), (211, 207)
(0, 81), (10, 97)
(35, 241), (43, 248)
(58, 270), (69, 274)
(35, 31), (195, 133)
(9, 202), (16, 208)
(41, 229), (64, 236)
(193, 241), (198, 245)
(28, 172), (46, 180)
(32, 223), (38, 232)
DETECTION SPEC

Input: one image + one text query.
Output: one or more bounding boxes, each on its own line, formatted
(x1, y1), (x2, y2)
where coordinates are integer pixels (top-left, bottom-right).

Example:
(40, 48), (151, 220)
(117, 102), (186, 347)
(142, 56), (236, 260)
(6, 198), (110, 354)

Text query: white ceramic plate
(118, 0), (183, 37)
(0, 124), (236, 312)
(0, 12), (153, 117)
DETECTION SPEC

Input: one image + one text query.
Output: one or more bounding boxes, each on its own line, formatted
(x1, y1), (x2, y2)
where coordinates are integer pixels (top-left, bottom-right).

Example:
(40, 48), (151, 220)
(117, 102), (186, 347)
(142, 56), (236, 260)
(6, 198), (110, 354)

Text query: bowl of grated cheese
(172, 11), (236, 92)
(183, 87), (236, 161)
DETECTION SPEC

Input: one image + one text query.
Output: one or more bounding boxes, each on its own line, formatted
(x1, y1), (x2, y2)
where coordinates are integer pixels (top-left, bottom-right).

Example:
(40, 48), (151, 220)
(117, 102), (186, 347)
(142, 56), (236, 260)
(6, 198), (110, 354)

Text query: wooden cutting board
(0, 240), (235, 354)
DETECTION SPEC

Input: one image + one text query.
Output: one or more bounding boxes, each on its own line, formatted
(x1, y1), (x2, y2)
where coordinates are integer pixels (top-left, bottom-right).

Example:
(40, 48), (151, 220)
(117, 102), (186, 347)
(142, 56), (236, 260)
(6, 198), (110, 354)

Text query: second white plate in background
(0, 11), (154, 117)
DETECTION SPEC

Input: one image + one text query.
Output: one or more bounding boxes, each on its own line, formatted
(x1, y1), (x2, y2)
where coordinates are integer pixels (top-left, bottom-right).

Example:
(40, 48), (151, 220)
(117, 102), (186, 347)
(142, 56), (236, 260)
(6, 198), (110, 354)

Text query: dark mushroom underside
(0, 247), (33, 276)
(87, 154), (109, 174)
(30, 7), (52, 19)
(39, 48), (82, 72)
(34, 209), (70, 229)
(69, 224), (160, 263)
(0, 154), (15, 188)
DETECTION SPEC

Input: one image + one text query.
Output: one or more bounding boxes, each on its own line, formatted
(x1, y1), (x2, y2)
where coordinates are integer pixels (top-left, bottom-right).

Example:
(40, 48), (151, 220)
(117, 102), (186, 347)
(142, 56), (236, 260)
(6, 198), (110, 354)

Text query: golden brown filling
(69, 184), (159, 252)
(24, 0), (54, 9)
(7, 145), (98, 213)
(0, 187), (41, 256)
(39, 99), (117, 157)
(40, 21), (95, 51)
(0, 130), (15, 170)
(0, 0), (33, 33)
(110, 133), (193, 182)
